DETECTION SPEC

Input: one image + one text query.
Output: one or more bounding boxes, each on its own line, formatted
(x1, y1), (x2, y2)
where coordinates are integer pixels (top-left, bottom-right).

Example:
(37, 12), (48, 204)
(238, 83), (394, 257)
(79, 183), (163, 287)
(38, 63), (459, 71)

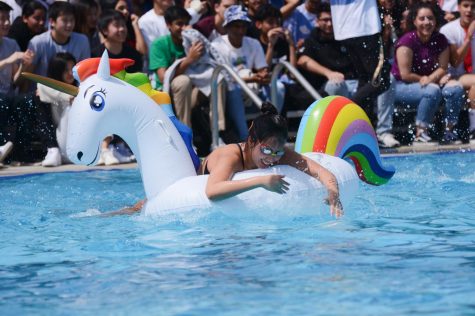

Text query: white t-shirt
(440, 18), (469, 77)
(0, 37), (20, 95)
(329, 0), (381, 40)
(28, 30), (90, 77)
(138, 9), (169, 49)
(211, 35), (267, 72)
(138, 8), (201, 49)
(441, 0), (458, 12)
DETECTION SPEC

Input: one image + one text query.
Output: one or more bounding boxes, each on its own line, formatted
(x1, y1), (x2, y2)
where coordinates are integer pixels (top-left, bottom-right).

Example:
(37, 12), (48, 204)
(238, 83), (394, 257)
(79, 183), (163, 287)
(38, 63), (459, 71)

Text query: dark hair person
(8, 0), (46, 51)
(199, 102), (343, 216)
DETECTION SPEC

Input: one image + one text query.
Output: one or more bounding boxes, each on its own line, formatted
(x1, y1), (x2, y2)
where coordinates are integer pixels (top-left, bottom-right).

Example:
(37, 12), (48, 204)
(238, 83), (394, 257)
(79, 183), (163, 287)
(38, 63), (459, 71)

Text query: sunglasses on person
(260, 143), (285, 157)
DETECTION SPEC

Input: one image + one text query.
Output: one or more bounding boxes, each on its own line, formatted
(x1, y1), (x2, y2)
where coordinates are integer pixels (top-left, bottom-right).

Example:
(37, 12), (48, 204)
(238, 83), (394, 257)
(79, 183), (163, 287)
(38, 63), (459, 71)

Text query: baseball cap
(223, 5), (251, 27)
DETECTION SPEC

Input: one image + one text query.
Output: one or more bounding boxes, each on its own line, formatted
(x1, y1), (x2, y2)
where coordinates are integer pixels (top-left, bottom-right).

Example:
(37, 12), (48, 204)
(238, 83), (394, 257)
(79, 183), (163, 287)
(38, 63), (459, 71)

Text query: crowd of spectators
(0, 0), (474, 168)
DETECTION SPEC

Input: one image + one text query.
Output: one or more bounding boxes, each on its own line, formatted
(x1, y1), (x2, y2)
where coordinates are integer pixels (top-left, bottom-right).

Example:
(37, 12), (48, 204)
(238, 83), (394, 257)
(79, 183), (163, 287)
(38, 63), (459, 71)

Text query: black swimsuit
(202, 143), (245, 175)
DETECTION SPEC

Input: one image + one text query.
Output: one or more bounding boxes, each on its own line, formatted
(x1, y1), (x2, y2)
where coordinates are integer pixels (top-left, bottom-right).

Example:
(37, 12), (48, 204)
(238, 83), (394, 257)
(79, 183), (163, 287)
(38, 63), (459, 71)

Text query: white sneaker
(100, 149), (119, 166)
(42, 147), (61, 167)
(377, 133), (400, 148)
(414, 131), (432, 143)
(0, 141), (13, 163)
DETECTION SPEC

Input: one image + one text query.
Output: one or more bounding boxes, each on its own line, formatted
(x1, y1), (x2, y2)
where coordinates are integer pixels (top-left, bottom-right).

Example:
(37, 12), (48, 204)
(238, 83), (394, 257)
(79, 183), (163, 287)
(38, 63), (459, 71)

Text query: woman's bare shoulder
(206, 144), (242, 170)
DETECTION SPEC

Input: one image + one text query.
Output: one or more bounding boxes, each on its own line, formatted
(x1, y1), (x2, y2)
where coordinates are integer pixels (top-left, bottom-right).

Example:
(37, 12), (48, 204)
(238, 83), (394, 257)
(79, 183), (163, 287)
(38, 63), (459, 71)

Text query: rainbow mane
(295, 96), (395, 185)
(73, 58), (171, 105)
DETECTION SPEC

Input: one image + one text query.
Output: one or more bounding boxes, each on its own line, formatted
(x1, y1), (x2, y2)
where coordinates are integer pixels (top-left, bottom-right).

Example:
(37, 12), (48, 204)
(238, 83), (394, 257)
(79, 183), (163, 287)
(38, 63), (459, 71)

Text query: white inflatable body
(145, 153), (359, 217)
(61, 52), (359, 217)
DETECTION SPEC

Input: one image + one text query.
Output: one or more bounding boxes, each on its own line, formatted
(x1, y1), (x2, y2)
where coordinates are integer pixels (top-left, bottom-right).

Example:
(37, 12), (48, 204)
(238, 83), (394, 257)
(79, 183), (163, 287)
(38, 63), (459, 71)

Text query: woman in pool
(199, 102), (343, 216)
(111, 102), (343, 217)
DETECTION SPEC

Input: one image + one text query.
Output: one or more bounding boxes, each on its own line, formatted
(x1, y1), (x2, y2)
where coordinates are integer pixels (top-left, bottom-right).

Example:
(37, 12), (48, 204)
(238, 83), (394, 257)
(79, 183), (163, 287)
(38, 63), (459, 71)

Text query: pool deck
(1, 142), (474, 178)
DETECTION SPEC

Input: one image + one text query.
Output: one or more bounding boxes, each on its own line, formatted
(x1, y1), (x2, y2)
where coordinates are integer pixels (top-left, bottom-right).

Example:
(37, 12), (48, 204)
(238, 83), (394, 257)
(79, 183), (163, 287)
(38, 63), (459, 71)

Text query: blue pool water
(1, 152), (475, 315)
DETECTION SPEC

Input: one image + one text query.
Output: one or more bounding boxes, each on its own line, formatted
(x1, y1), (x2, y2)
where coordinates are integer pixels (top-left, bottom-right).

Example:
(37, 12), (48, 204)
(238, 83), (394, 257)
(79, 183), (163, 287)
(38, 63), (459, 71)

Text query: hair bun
(260, 101), (278, 115)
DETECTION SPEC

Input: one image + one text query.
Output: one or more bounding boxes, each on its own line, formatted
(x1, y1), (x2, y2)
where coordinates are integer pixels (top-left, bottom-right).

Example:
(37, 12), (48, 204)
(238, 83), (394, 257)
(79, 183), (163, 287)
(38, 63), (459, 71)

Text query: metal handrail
(211, 64), (263, 149)
(270, 61), (322, 106)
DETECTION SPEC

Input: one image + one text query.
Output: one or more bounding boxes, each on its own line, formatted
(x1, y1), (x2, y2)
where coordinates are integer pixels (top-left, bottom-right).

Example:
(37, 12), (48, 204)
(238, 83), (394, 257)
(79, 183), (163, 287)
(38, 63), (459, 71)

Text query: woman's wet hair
(248, 102), (288, 143)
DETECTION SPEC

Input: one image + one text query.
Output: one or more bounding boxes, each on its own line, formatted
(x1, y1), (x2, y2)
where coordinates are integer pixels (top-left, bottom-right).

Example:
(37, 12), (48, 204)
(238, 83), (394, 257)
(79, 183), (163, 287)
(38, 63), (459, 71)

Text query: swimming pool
(1, 152), (474, 315)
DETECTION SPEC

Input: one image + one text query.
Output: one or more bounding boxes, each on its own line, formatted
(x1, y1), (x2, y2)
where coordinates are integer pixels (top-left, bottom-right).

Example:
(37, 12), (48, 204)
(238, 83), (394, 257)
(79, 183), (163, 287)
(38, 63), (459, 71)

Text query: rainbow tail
(295, 96), (395, 185)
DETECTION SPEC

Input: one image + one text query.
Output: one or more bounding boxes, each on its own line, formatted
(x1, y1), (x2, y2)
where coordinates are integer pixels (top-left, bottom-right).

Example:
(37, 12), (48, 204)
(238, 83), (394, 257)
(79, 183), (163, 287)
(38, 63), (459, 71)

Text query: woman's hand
(325, 190), (344, 218)
(419, 75), (431, 86)
(259, 174), (289, 194)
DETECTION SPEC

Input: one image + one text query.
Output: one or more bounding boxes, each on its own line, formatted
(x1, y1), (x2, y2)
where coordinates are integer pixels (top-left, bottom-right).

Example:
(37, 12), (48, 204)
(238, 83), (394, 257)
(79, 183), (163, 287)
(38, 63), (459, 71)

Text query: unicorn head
(24, 51), (196, 199)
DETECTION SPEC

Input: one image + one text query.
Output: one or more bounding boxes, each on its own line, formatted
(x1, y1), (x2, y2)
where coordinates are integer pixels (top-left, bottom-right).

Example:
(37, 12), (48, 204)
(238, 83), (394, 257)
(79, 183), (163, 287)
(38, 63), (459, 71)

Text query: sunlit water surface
(1, 152), (474, 315)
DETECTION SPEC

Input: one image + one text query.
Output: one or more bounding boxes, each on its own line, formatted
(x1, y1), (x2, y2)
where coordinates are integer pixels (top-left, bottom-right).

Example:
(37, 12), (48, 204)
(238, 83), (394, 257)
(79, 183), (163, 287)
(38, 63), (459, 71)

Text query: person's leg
(0, 94), (14, 162)
(343, 34), (390, 120)
(0, 93), (13, 144)
(170, 74), (193, 127)
(375, 75), (400, 147)
(440, 81), (464, 143)
(324, 80), (350, 97)
(34, 97), (62, 166)
(376, 75), (395, 135)
(456, 74), (475, 136)
(395, 81), (441, 139)
(442, 81), (464, 129)
(98, 135), (119, 166)
(226, 87), (249, 141)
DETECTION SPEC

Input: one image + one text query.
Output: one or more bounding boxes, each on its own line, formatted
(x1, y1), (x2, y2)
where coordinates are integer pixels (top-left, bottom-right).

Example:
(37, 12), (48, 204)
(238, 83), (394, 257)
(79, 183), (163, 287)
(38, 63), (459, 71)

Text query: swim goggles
(260, 143), (285, 157)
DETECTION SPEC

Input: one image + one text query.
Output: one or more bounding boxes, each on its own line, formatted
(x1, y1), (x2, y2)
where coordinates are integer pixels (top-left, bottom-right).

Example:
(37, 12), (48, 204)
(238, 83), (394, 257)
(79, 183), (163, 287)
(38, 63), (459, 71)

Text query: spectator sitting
(139, 0), (203, 53)
(7, 0), (46, 52)
(211, 5), (270, 141)
(37, 53), (76, 163)
(100, 0), (147, 55)
(254, 4), (295, 112)
(297, 4), (358, 99)
(92, 10), (143, 72)
(70, 0), (101, 53)
(138, 0), (173, 53)
(283, 0), (318, 48)
(92, 10), (144, 165)
(193, 0), (237, 41)
(384, 3), (465, 144)
(28, 1), (90, 166)
(440, 0), (475, 140)
(295, 0), (319, 27)
(0, 1), (34, 165)
(329, 0), (390, 126)
(242, 0), (266, 38)
(149, 6), (208, 128)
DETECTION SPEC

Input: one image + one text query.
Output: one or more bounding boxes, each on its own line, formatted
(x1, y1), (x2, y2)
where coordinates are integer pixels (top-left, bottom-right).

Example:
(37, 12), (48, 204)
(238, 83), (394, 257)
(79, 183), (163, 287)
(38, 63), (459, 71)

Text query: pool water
(1, 152), (474, 315)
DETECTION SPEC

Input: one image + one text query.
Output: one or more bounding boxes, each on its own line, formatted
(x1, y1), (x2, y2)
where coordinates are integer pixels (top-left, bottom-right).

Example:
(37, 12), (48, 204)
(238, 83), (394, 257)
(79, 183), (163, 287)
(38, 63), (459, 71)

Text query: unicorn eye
(90, 91), (105, 111)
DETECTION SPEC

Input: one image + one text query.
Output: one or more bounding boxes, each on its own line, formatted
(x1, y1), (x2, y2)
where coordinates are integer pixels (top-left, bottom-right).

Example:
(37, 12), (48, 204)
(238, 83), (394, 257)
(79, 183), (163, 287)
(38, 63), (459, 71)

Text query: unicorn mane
(73, 58), (171, 105)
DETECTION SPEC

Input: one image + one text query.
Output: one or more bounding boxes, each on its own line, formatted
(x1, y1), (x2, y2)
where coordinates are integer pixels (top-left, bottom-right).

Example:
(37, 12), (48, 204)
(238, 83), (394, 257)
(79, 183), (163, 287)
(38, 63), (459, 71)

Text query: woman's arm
(280, 0), (299, 20)
(297, 55), (344, 82)
(396, 46), (421, 83)
(429, 47), (449, 84)
(281, 150), (343, 217)
(205, 151), (289, 200)
(450, 20), (475, 67)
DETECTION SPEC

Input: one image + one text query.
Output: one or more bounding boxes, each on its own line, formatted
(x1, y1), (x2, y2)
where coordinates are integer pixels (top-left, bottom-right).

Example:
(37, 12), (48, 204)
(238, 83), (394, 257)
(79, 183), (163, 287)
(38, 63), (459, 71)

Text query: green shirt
(149, 34), (185, 90)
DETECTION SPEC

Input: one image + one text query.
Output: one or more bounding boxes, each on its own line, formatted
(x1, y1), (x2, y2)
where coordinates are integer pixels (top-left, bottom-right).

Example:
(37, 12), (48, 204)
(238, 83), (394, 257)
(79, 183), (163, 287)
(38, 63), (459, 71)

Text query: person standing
(329, 0), (390, 125)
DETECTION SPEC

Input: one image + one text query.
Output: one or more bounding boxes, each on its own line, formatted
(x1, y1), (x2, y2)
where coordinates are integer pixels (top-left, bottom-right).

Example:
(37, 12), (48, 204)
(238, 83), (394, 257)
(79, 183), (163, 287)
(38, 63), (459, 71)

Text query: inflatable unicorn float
(23, 52), (395, 217)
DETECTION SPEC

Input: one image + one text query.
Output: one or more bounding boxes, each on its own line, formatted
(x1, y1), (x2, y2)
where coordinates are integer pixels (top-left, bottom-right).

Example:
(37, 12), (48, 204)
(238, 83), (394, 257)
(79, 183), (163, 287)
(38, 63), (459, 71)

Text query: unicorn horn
(21, 72), (78, 96)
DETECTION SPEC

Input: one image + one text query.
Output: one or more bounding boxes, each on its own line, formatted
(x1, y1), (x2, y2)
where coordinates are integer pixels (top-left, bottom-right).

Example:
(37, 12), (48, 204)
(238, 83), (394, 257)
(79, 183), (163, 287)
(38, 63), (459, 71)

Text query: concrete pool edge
(1, 142), (474, 178)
